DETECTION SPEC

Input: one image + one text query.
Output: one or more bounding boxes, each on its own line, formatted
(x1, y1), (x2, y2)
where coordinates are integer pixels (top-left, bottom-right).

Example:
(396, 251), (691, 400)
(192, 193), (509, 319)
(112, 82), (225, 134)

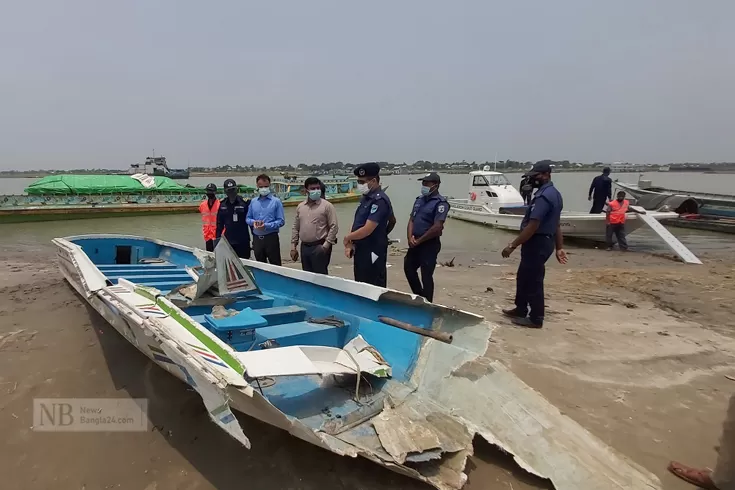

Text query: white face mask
(258, 187), (271, 197)
(356, 181), (371, 195)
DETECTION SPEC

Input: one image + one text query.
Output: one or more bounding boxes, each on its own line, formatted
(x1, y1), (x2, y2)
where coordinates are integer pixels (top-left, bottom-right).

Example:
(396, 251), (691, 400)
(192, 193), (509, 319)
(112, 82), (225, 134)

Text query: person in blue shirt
(343, 162), (396, 287)
(404, 172), (449, 302)
(501, 162), (568, 328)
(215, 178), (251, 258)
(246, 174), (285, 266)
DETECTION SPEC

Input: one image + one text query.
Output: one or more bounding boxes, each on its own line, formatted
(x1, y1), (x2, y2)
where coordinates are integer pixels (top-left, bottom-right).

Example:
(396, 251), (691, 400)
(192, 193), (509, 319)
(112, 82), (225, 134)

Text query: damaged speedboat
(54, 234), (661, 490)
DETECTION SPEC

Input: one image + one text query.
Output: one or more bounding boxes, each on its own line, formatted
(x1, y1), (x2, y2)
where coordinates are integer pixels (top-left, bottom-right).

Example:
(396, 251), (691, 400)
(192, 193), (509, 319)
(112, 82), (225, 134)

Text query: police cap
(205, 183), (217, 192)
(524, 162), (553, 176)
(354, 162), (380, 178)
(223, 178), (237, 190)
(418, 172), (441, 183)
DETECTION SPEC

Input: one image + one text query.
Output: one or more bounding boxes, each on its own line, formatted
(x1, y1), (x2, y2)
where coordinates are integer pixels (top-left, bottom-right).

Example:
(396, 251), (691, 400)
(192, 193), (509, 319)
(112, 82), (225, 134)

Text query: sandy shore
(1, 243), (734, 490)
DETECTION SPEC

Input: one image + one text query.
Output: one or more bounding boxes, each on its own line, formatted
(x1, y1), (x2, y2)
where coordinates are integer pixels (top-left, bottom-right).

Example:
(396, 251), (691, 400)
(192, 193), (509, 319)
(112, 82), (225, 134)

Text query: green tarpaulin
(24, 175), (198, 195)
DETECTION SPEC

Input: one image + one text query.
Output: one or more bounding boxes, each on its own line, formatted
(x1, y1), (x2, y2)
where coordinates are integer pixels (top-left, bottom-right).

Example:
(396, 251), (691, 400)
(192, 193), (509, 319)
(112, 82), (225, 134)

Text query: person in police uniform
(403, 172), (449, 302)
(501, 162), (568, 328)
(343, 162), (396, 287)
(215, 178), (252, 258)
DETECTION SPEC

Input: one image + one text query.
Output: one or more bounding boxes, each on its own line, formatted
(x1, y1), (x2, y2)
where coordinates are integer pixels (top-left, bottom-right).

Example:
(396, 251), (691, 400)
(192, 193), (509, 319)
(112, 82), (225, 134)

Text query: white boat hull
(447, 200), (679, 241)
(53, 234), (662, 490)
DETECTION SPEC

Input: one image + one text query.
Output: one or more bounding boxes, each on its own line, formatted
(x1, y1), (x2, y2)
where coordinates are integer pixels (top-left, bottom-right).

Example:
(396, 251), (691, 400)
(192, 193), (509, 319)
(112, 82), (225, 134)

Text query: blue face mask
(308, 189), (321, 201)
(421, 185), (433, 196)
(258, 187), (271, 197)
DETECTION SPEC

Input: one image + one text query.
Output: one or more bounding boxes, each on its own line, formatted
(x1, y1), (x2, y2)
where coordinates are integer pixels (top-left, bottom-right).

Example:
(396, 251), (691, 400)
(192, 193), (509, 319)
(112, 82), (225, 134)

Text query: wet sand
(1, 244), (734, 490)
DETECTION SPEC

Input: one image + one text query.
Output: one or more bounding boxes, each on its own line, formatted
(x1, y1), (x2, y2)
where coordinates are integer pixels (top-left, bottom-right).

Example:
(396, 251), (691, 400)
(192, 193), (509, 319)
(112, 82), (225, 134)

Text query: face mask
(420, 185), (433, 196)
(357, 183), (370, 195)
(308, 189), (321, 201)
(258, 187), (271, 197)
(531, 176), (544, 188)
(206, 193), (216, 199)
(225, 189), (237, 199)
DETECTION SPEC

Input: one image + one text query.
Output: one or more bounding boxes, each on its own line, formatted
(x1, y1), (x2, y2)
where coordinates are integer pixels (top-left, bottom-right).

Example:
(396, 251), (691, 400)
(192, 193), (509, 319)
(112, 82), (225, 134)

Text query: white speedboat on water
(447, 167), (678, 241)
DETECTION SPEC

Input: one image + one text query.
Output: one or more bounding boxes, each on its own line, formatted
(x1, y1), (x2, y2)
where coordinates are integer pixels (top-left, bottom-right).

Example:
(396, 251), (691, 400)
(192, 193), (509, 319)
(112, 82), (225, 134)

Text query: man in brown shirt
(290, 177), (339, 274)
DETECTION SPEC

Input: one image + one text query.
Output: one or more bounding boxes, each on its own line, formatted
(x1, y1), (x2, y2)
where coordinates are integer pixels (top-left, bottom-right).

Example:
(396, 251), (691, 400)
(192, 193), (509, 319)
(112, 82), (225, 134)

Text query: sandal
(668, 461), (719, 489)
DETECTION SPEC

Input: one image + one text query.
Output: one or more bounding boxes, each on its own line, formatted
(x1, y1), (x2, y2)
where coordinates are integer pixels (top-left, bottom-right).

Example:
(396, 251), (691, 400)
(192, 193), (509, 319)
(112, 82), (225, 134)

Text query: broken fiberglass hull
(53, 234), (661, 490)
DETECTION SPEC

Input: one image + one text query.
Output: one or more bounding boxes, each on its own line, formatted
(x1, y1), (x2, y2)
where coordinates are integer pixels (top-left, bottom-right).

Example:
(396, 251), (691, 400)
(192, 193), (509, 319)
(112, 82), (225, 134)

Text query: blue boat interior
(72, 236), (440, 430)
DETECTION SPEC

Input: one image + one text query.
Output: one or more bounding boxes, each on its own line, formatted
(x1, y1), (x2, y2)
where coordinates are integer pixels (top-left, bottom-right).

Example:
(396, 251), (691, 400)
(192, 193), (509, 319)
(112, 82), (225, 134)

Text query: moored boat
(270, 174), (360, 205)
(129, 156), (190, 179)
(616, 177), (735, 219)
(0, 174), (254, 224)
(447, 168), (678, 241)
(53, 234), (661, 489)
(0, 173), (359, 224)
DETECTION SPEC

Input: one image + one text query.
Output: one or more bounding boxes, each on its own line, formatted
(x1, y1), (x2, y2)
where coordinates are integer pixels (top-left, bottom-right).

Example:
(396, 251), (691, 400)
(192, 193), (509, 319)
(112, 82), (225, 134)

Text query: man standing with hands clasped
(501, 162), (568, 329)
(404, 172), (449, 302)
(343, 162), (396, 287)
(246, 174), (285, 265)
(290, 177), (338, 274)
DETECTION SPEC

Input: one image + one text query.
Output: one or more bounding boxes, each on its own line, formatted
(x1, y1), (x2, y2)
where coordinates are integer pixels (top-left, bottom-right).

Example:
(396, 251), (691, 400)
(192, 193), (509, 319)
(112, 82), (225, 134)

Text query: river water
(2, 171), (734, 262)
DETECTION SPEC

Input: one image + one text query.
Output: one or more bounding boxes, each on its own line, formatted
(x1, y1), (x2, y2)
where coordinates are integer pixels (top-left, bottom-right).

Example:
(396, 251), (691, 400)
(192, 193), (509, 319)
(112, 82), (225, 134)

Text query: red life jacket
(608, 199), (629, 225)
(199, 199), (220, 241)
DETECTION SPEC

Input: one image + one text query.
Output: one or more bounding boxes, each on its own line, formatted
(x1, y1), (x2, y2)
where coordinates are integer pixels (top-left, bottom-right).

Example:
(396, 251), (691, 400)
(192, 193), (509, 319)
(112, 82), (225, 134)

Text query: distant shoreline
(1, 168), (733, 179)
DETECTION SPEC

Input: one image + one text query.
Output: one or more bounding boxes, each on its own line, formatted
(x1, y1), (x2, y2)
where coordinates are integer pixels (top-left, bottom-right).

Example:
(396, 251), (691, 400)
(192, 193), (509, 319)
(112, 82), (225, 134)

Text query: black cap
(223, 178), (237, 190)
(524, 162), (553, 176)
(418, 172), (441, 183)
(354, 162), (380, 178)
(205, 183), (217, 192)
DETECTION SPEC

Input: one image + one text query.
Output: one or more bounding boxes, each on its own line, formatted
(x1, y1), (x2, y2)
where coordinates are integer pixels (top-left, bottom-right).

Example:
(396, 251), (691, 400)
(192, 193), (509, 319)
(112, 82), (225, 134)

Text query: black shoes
(511, 317), (543, 329)
(501, 308), (526, 319)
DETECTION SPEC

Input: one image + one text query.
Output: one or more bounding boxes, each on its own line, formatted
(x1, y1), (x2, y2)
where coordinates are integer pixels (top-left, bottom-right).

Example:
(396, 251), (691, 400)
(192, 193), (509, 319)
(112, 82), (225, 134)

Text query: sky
(0, 0), (733, 170)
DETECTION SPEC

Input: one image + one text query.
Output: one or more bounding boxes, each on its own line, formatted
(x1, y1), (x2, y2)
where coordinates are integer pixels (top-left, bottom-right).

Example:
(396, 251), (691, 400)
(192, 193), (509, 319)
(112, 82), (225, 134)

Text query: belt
(302, 238), (326, 247)
(254, 233), (277, 239)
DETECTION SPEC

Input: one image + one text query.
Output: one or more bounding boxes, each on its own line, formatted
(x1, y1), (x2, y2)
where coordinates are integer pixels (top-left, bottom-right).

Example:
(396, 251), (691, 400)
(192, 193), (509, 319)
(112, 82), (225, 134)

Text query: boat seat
(205, 308), (269, 332)
(97, 264), (178, 270)
(231, 321), (348, 351)
(252, 305), (307, 325)
(121, 280), (192, 293)
(106, 273), (192, 283)
(190, 305), (307, 327)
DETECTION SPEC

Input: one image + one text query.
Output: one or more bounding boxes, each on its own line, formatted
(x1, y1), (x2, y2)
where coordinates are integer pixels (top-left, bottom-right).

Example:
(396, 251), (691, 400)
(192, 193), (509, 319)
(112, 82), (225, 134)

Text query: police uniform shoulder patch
(437, 204), (446, 213)
(370, 204), (378, 214)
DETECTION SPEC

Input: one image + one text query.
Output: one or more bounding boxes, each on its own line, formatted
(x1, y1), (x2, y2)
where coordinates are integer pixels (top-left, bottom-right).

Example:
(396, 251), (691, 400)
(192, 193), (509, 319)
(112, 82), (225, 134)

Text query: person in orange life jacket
(604, 191), (641, 251)
(215, 178), (251, 259)
(199, 183), (220, 252)
(501, 162), (568, 329)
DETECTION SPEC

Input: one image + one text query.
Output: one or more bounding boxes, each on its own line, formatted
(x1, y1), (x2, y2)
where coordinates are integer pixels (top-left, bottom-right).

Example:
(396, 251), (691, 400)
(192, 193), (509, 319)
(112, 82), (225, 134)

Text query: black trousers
(514, 234), (555, 323)
(231, 243), (251, 259)
(205, 239), (215, 252)
(253, 233), (282, 265)
(301, 241), (331, 275)
(590, 199), (606, 214)
(353, 244), (387, 287)
(522, 193), (532, 206)
(403, 238), (441, 302)
(606, 223), (628, 250)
